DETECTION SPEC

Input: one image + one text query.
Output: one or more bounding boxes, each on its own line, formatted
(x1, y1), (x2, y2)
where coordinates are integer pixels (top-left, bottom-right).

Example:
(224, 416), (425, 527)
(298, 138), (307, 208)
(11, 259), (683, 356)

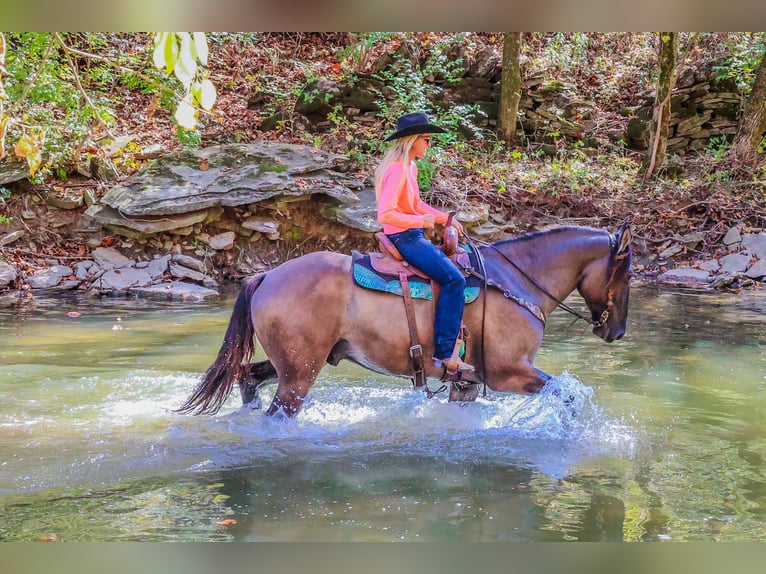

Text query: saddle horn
(443, 211), (458, 257)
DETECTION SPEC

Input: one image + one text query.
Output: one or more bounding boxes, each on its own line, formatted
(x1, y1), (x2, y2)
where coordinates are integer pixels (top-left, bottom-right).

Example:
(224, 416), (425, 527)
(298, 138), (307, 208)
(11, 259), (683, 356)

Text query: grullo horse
(177, 223), (633, 417)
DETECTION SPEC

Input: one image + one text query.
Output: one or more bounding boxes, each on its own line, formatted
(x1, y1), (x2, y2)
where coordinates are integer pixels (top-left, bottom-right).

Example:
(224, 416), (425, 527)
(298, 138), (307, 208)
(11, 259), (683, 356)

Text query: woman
(374, 112), (474, 373)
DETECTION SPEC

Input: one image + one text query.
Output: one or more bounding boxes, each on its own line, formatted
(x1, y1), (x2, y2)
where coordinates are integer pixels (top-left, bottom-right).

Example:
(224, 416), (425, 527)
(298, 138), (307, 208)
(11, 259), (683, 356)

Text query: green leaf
(174, 92), (197, 130)
(193, 32), (208, 66)
(164, 32), (179, 76)
(152, 32), (167, 70)
(174, 32), (196, 87)
(199, 79), (216, 110)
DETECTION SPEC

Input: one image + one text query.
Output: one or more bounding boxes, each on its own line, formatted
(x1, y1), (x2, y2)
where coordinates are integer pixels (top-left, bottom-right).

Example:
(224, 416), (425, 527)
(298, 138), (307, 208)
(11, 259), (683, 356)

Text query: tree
(498, 32), (522, 146)
(642, 32), (678, 179)
(731, 48), (766, 161)
(0, 33), (216, 179)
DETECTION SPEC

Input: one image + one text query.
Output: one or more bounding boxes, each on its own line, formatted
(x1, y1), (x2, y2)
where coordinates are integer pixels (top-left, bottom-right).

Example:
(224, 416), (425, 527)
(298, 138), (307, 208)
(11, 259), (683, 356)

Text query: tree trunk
(642, 32), (678, 179)
(732, 49), (766, 162)
(498, 32), (522, 146)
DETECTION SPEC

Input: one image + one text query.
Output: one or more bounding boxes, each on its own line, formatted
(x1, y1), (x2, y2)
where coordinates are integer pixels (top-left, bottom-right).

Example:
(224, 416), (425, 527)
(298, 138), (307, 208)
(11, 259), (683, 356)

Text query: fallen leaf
(40, 536), (56, 542)
(216, 519), (237, 525)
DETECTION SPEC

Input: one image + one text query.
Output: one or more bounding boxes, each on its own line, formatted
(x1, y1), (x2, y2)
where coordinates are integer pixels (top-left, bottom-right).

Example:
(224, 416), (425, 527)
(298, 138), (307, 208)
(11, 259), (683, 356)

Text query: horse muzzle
(593, 322), (625, 343)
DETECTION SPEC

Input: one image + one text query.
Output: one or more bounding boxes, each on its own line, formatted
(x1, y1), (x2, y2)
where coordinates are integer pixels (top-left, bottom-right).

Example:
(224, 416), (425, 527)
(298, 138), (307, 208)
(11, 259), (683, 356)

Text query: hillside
(1, 33), (765, 291)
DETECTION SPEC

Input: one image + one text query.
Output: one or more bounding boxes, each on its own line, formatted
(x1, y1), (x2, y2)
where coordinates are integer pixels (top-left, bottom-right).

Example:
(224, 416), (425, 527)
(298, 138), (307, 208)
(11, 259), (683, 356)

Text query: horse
(177, 222), (633, 417)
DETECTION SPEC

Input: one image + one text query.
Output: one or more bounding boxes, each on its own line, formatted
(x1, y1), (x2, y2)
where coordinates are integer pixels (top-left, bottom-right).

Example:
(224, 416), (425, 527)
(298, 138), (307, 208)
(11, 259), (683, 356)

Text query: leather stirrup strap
(398, 271), (425, 389)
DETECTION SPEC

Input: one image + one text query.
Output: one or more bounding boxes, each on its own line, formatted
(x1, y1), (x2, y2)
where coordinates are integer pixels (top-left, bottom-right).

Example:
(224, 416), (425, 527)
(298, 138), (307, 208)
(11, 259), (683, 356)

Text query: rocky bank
(2, 141), (766, 300)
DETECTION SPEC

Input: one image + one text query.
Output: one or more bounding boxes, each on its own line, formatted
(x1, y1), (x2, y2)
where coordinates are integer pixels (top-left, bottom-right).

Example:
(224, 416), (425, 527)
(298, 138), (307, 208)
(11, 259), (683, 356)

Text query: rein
(464, 234), (618, 329)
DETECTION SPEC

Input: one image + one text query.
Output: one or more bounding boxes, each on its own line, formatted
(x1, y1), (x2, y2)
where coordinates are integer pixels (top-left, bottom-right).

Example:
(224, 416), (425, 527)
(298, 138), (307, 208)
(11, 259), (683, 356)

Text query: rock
(206, 231), (236, 250)
(169, 262), (218, 287)
(657, 268), (711, 288)
(75, 261), (94, 280)
(659, 244), (684, 259)
(91, 157), (120, 181)
(320, 187), (380, 233)
(85, 204), (210, 236)
(0, 230), (25, 247)
(745, 260), (766, 279)
(719, 252), (750, 274)
(171, 253), (206, 273)
(128, 281), (219, 300)
(457, 204), (489, 224)
(97, 143), (360, 218)
(471, 222), (509, 239)
(241, 216), (280, 234)
(680, 231), (705, 249)
(26, 265), (74, 289)
(722, 226), (742, 246)
(698, 259), (720, 272)
(91, 247), (133, 270)
(742, 233), (766, 261)
(0, 262), (17, 287)
(97, 268), (153, 291)
(46, 188), (84, 210)
(0, 161), (30, 185)
(144, 255), (171, 280)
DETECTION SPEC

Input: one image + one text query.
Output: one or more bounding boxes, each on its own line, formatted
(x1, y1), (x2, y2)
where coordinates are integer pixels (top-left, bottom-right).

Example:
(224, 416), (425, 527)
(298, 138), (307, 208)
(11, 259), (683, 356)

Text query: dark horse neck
(480, 226), (613, 316)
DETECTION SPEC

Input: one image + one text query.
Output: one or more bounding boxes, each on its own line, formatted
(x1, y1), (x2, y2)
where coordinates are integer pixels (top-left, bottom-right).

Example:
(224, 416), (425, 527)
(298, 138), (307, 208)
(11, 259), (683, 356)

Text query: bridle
(460, 230), (629, 395)
(465, 233), (629, 328)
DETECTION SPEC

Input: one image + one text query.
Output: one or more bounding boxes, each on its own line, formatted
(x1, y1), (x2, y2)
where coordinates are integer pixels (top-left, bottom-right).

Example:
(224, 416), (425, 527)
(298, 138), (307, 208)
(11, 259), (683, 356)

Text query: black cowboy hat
(384, 111), (447, 141)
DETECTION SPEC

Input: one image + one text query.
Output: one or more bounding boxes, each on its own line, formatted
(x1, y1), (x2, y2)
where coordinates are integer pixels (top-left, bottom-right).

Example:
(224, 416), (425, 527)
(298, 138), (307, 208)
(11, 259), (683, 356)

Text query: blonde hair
(374, 135), (418, 201)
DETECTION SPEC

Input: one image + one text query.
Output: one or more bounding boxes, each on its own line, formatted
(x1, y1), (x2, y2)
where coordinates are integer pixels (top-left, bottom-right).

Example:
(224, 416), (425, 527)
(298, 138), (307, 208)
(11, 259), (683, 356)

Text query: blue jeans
(387, 228), (466, 360)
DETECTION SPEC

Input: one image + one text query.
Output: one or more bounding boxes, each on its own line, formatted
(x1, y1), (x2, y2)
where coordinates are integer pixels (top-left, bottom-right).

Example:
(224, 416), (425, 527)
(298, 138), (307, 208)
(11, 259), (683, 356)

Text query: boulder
(93, 143), (361, 218)
(91, 247), (134, 270)
(320, 187), (381, 233)
(0, 261), (17, 288)
(719, 253), (750, 274)
(0, 230), (25, 247)
(722, 226), (742, 246)
(129, 281), (219, 300)
(657, 268), (711, 288)
(742, 233), (766, 261)
(26, 265), (74, 289)
(745, 260), (766, 279)
(97, 268), (153, 292)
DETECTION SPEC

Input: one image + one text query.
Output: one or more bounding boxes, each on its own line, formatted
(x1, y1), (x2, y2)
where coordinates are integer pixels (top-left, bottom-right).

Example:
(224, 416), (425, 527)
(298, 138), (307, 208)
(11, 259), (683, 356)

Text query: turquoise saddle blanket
(351, 244), (482, 304)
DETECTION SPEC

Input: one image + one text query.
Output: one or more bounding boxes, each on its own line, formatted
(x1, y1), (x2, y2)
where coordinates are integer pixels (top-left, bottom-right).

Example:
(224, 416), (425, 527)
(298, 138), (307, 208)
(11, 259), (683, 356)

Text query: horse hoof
(246, 396), (263, 410)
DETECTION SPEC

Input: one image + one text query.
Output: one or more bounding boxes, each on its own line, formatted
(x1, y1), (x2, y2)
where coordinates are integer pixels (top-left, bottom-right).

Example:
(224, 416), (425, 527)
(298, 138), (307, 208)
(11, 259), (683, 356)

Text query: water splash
(178, 371), (637, 479)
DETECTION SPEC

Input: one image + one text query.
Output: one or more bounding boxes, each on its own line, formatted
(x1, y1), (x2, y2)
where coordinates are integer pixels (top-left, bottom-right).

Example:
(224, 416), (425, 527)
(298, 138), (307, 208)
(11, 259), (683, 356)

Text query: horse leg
(263, 356), (324, 418)
(239, 360), (278, 409)
(449, 381), (481, 403)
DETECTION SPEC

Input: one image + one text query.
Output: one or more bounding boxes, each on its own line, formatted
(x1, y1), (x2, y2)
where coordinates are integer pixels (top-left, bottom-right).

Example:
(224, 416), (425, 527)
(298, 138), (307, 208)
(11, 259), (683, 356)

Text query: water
(1, 283), (766, 541)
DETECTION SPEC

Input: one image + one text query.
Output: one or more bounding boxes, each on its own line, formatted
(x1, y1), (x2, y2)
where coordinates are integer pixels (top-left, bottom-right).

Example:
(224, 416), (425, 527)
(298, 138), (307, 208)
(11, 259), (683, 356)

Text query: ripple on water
(169, 372), (638, 479)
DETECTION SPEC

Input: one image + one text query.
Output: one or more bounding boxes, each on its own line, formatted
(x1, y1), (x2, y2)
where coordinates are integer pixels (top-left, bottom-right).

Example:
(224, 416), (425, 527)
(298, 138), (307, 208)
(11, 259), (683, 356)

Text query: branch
(54, 33), (114, 138)
(53, 33), (184, 102)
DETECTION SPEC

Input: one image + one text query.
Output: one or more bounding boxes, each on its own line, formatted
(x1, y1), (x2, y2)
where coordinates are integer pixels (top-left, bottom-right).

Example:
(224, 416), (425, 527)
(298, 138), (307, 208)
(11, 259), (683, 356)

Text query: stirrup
(433, 357), (475, 373)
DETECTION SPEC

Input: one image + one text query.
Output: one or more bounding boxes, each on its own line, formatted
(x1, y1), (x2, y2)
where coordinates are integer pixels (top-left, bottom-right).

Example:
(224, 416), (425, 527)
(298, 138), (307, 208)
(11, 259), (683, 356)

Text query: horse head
(577, 222), (633, 343)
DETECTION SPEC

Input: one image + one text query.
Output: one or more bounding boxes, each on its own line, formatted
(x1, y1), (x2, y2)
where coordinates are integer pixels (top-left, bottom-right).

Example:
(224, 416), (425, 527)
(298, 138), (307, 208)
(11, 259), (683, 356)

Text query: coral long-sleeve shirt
(376, 161), (448, 235)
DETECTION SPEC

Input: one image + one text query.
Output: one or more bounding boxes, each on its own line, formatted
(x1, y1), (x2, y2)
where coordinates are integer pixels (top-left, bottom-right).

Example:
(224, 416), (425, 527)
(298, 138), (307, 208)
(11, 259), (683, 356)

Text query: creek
(1, 283), (766, 541)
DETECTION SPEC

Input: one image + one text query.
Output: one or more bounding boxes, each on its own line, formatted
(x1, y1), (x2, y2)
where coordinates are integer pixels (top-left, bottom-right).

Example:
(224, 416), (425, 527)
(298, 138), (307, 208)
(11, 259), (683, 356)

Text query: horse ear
(617, 223), (633, 254)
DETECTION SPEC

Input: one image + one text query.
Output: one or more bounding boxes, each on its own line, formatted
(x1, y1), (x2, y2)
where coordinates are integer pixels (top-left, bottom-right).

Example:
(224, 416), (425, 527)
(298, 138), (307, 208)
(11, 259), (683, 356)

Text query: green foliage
(0, 33), (217, 178)
(415, 156), (435, 191)
(707, 135), (732, 161)
(0, 187), (10, 224)
(4, 33), (107, 177)
(714, 33), (766, 93)
(152, 32), (216, 130)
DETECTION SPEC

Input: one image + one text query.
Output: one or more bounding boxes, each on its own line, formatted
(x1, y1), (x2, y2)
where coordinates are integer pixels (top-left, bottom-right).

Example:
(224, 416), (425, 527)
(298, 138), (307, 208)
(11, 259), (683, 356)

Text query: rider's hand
(422, 214), (435, 229)
(451, 219), (465, 236)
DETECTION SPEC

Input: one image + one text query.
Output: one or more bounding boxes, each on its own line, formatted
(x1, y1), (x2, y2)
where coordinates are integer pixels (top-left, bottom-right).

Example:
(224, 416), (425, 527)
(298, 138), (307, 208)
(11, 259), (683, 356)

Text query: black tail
(176, 274), (266, 415)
